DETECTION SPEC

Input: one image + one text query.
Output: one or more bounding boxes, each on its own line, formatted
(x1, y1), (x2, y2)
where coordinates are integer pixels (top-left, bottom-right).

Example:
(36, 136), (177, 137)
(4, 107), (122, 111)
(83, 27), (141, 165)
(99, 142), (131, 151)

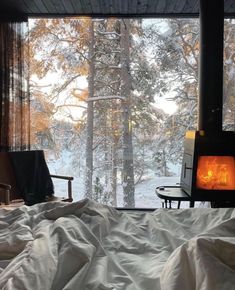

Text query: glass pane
(197, 156), (235, 190)
(223, 19), (235, 131)
(29, 18), (201, 208)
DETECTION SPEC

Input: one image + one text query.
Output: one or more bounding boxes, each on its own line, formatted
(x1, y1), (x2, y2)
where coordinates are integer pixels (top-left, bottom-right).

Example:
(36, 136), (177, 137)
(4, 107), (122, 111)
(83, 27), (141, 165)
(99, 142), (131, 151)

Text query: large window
(29, 18), (234, 208)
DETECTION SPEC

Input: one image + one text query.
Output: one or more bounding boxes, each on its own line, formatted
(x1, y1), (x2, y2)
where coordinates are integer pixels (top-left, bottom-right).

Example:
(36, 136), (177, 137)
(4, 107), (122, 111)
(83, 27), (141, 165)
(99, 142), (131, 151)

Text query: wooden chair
(0, 150), (73, 205)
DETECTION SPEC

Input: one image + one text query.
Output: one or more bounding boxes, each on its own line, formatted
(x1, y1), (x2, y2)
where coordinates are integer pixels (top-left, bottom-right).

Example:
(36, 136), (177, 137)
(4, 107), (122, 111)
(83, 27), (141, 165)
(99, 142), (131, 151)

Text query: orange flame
(196, 156), (235, 190)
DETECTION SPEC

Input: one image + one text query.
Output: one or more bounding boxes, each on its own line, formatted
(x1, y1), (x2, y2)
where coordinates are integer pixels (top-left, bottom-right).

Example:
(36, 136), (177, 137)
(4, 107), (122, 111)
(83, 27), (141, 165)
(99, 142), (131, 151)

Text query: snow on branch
(54, 104), (87, 114)
(96, 30), (121, 37)
(87, 95), (125, 102)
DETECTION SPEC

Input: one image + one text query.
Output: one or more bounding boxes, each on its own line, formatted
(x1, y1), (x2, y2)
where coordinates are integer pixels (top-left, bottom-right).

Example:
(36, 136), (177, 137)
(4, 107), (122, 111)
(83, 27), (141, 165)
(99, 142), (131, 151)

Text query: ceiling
(1, 0), (235, 18)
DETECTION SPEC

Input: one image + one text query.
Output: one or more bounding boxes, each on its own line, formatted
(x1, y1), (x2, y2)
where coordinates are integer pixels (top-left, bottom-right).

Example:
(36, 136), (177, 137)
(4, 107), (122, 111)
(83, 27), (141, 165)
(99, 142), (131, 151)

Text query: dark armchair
(0, 150), (73, 205)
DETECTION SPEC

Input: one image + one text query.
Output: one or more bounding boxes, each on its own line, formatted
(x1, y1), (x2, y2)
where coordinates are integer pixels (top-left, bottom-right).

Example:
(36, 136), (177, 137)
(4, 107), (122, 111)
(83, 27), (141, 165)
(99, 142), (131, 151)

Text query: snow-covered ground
(51, 174), (209, 209)
(46, 150), (209, 209)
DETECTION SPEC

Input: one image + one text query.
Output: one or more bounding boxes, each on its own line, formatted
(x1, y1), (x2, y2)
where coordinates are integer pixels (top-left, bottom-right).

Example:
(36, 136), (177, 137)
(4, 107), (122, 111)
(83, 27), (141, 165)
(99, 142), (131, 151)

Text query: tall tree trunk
(120, 19), (135, 207)
(111, 139), (118, 206)
(110, 104), (118, 206)
(85, 20), (95, 199)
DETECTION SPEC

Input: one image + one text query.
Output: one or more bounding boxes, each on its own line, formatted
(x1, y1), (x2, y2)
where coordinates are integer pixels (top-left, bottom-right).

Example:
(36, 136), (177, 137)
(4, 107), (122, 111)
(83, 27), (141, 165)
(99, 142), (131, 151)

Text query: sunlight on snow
(154, 98), (178, 115)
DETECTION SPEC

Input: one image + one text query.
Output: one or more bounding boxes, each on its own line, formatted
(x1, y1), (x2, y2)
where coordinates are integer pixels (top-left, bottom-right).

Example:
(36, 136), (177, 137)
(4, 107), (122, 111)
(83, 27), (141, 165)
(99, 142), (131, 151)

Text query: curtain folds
(0, 20), (30, 151)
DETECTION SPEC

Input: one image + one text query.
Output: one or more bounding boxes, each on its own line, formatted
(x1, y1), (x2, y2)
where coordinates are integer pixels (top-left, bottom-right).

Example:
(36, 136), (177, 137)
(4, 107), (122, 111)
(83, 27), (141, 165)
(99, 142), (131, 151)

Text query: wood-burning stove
(180, 0), (235, 204)
(180, 130), (235, 202)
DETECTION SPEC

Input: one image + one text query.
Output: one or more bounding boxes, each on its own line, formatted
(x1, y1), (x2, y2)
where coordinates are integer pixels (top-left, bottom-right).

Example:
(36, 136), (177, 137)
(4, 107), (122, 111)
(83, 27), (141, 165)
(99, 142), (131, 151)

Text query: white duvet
(0, 199), (235, 290)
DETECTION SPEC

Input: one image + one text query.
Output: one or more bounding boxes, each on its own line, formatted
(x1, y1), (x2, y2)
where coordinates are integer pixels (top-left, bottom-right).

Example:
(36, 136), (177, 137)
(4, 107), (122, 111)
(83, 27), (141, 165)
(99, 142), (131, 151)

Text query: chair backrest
(0, 152), (20, 201)
(0, 150), (54, 205)
(9, 150), (54, 205)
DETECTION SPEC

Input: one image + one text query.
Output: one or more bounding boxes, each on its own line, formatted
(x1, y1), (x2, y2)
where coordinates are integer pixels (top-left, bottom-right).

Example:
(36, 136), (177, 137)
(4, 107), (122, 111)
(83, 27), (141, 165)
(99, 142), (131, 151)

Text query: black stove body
(180, 130), (235, 202)
(180, 0), (235, 203)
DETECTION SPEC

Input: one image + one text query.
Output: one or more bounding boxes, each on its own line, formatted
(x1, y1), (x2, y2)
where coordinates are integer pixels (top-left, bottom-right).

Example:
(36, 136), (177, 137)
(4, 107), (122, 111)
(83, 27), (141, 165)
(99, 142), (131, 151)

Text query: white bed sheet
(0, 199), (235, 290)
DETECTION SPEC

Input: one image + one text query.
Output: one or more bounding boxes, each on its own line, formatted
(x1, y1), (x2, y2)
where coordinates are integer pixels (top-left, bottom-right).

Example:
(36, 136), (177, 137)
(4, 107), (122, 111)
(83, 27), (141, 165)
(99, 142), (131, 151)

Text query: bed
(0, 199), (235, 290)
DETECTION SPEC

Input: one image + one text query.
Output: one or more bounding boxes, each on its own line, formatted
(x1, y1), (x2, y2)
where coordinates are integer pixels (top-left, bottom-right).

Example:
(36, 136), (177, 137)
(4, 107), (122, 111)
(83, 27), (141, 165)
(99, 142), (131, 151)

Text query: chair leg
(177, 201), (181, 209)
(0, 189), (10, 205)
(5, 189), (10, 205)
(68, 180), (73, 202)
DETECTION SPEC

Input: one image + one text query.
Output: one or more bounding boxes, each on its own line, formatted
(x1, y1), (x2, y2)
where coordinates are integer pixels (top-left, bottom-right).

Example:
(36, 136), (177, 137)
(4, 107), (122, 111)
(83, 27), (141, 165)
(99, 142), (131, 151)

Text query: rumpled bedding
(0, 199), (235, 290)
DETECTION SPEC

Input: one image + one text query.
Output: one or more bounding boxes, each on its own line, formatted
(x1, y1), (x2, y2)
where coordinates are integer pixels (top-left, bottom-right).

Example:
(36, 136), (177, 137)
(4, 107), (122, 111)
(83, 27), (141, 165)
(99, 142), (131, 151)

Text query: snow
(50, 171), (207, 209)
(29, 18), (216, 210)
(46, 149), (209, 209)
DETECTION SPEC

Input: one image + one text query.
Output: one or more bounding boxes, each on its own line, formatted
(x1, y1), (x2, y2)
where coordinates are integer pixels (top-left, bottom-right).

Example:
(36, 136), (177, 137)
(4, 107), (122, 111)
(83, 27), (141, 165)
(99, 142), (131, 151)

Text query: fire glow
(196, 156), (235, 190)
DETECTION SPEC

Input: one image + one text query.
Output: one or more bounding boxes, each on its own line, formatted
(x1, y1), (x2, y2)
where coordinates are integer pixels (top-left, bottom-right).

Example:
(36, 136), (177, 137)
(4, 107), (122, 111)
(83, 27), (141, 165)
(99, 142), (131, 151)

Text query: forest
(28, 18), (235, 207)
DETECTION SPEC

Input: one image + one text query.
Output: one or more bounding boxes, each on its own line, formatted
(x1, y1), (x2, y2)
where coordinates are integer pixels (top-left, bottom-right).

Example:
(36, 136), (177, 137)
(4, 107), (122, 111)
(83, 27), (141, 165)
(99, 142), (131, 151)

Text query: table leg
(190, 201), (195, 208)
(165, 199), (168, 208)
(169, 200), (172, 209)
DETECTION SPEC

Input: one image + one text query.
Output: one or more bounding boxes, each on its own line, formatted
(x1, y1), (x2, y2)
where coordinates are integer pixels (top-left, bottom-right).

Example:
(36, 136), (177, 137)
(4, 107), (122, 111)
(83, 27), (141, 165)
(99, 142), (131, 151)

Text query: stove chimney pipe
(198, 0), (224, 132)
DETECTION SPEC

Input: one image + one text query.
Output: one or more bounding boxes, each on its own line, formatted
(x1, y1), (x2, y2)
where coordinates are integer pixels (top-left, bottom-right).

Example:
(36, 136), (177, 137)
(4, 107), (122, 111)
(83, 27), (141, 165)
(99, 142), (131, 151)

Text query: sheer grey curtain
(0, 18), (30, 151)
